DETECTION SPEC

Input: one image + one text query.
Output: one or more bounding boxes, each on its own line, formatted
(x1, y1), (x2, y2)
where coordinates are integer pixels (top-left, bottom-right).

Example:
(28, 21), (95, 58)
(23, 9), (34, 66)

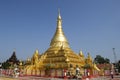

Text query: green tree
(94, 55), (110, 64)
(2, 61), (11, 69)
(94, 55), (104, 64)
(104, 58), (110, 63)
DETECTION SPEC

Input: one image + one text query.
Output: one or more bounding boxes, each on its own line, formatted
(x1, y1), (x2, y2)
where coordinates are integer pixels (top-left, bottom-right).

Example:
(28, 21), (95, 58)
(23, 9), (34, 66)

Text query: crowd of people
(0, 68), (23, 78)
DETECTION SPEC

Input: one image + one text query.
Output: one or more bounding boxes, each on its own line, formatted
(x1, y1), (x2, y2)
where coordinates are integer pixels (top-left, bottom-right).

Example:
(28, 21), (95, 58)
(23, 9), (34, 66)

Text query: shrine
(23, 11), (100, 78)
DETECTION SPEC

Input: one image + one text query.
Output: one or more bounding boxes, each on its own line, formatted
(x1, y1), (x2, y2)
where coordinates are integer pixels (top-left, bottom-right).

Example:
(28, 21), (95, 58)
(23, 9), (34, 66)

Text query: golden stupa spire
(87, 52), (92, 61)
(88, 52), (90, 57)
(35, 49), (39, 54)
(79, 50), (84, 57)
(58, 9), (61, 20)
(33, 49), (39, 57)
(50, 10), (70, 48)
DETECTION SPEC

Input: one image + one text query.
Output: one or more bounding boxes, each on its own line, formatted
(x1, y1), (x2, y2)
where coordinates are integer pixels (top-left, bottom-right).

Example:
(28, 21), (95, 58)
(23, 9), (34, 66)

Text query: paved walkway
(0, 75), (120, 80)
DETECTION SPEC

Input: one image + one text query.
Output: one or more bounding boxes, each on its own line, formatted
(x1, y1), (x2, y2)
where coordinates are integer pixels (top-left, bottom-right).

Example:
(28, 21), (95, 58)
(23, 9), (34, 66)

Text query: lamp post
(113, 48), (117, 64)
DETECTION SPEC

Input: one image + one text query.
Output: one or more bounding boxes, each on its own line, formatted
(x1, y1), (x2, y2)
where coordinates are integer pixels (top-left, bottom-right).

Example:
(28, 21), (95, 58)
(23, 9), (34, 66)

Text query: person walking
(110, 70), (114, 79)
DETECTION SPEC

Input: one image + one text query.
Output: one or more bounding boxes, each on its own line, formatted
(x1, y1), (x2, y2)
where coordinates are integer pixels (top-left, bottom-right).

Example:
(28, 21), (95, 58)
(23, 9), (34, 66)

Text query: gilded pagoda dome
(50, 10), (69, 48)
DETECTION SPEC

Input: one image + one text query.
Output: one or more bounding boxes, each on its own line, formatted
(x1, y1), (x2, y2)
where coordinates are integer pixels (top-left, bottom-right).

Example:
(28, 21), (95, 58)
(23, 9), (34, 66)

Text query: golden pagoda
(41, 11), (86, 76)
(24, 11), (99, 77)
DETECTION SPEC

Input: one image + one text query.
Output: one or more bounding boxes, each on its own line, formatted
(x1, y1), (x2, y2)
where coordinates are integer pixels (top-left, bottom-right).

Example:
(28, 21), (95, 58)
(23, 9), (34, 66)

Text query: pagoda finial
(50, 10), (70, 48)
(57, 9), (62, 29)
(58, 9), (61, 19)
(13, 48), (16, 52)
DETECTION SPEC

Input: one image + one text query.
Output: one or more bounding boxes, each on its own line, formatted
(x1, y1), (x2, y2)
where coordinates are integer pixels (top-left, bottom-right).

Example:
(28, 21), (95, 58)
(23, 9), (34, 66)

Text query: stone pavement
(84, 76), (120, 80)
(0, 77), (17, 80)
(0, 75), (120, 80)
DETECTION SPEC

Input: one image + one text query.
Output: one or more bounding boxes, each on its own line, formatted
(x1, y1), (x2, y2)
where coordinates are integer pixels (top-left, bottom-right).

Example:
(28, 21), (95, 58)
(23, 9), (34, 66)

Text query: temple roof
(50, 10), (70, 48)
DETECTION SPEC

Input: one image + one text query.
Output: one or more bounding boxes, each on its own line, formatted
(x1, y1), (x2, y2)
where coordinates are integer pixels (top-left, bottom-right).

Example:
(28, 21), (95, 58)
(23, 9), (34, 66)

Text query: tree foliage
(2, 61), (11, 69)
(94, 55), (110, 64)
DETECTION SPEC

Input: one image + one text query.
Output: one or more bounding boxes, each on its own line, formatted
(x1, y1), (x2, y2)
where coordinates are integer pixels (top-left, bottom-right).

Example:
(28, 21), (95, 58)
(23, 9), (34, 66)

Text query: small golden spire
(33, 49), (39, 58)
(79, 50), (84, 56)
(87, 52), (92, 61)
(87, 52), (90, 58)
(27, 57), (31, 61)
(35, 49), (39, 54)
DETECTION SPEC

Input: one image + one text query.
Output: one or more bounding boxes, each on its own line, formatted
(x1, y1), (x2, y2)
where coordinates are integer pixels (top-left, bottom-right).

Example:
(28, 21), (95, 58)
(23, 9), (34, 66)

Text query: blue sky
(0, 0), (120, 62)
